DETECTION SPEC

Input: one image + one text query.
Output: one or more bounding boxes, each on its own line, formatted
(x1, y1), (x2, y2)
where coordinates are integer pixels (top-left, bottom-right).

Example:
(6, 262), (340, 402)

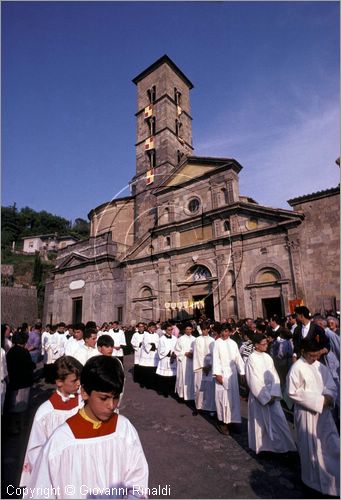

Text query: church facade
(43, 56), (340, 326)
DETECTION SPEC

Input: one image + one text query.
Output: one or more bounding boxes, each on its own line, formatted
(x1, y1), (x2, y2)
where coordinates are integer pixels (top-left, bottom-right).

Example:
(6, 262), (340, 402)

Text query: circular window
(188, 198), (200, 213)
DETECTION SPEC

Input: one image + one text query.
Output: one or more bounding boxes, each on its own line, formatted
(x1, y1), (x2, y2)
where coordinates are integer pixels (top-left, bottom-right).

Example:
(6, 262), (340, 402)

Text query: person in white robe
(174, 324), (195, 401)
(245, 333), (296, 454)
(286, 337), (340, 497)
(20, 356), (83, 487)
(131, 322), (147, 384)
(64, 323), (85, 357)
(24, 356), (148, 499)
(73, 328), (98, 366)
(193, 321), (216, 413)
(212, 323), (245, 435)
(138, 322), (160, 390)
(156, 323), (177, 397)
(107, 322), (127, 364)
(1, 346), (8, 414)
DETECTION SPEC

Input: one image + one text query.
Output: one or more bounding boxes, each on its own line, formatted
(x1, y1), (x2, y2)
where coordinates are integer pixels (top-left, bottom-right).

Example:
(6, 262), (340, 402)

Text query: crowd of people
(1, 306), (340, 498)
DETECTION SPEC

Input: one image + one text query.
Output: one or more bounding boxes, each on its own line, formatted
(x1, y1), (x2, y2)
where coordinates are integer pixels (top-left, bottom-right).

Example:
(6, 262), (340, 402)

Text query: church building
(43, 55), (340, 325)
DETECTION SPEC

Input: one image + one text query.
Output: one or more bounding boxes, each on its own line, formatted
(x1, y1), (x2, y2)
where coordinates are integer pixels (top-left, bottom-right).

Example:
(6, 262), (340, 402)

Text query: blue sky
(2, 1), (339, 222)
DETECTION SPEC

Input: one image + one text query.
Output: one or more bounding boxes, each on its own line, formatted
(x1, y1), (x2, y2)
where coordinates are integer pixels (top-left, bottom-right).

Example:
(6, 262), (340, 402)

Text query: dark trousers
(157, 375), (176, 397)
(133, 364), (140, 383)
(138, 366), (157, 390)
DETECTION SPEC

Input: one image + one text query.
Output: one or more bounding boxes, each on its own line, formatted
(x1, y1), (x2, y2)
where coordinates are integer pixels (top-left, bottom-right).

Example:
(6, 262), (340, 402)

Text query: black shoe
(192, 409), (198, 416)
(216, 422), (229, 435)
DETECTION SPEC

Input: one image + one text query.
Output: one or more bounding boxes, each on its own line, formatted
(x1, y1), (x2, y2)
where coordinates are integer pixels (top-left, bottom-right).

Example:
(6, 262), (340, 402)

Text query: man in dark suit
(292, 306), (330, 364)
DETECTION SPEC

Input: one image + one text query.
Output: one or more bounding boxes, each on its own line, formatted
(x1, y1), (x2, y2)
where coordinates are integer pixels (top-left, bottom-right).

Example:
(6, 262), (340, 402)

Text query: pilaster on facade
(285, 234), (306, 301)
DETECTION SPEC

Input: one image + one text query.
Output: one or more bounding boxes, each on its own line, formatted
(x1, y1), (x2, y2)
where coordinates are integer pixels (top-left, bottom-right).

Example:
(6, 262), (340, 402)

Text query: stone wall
(288, 189), (340, 314)
(2, 286), (38, 327)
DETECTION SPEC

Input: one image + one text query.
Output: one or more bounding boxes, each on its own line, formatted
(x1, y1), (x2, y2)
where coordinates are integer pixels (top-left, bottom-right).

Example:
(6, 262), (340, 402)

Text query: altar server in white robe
(213, 323), (245, 435)
(175, 324), (195, 401)
(73, 328), (99, 366)
(193, 321), (216, 413)
(64, 323), (85, 357)
(245, 333), (296, 454)
(287, 337), (340, 497)
(107, 322), (126, 365)
(131, 322), (147, 384)
(25, 356), (149, 499)
(20, 356), (83, 487)
(139, 322), (160, 390)
(156, 323), (177, 397)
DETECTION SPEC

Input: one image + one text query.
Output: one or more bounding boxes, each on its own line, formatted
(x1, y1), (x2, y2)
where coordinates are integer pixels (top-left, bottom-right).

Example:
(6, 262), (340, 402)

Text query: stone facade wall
(289, 191), (340, 313)
(2, 286), (38, 327)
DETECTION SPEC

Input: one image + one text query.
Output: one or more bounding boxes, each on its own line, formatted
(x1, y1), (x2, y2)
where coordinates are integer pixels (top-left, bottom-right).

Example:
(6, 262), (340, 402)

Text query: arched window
(255, 269), (280, 284)
(186, 265), (212, 282)
(223, 219), (231, 232)
(140, 286), (153, 298)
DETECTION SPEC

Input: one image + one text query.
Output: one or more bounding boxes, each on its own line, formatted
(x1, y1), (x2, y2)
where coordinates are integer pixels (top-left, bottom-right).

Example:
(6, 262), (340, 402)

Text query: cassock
(139, 332), (159, 389)
(107, 329), (127, 359)
(131, 332), (146, 366)
(131, 331), (146, 383)
(212, 338), (245, 424)
(287, 357), (340, 496)
(24, 412), (149, 499)
(20, 392), (82, 486)
(156, 335), (177, 377)
(245, 351), (296, 454)
(193, 336), (216, 411)
(156, 334), (177, 396)
(175, 334), (195, 400)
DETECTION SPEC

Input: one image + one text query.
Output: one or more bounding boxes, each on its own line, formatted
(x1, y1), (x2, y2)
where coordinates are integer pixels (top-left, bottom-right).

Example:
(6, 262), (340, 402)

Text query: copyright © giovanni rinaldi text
(7, 484), (171, 498)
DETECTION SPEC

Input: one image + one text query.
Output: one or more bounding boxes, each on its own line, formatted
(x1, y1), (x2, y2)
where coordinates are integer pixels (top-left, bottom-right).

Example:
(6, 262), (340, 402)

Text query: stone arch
(140, 286), (153, 298)
(185, 263), (213, 281)
(249, 263), (285, 284)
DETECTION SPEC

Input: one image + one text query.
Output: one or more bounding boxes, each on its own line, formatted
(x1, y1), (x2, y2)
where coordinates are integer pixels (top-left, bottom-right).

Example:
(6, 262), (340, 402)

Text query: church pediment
(55, 253), (89, 271)
(155, 156), (242, 192)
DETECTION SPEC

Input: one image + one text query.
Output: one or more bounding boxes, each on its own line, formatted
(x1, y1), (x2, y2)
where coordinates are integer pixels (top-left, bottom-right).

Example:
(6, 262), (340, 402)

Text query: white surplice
(287, 357), (340, 496)
(193, 335), (216, 411)
(245, 351), (296, 454)
(24, 415), (149, 499)
(175, 334), (195, 400)
(212, 337), (245, 424)
(156, 335), (177, 377)
(107, 329), (127, 358)
(64, 337), (85, 357)
(20, 394), (83, 486)
(131, 332), (146, 365)
(73, 345), (99, 366)
(139, 332), (159, 367)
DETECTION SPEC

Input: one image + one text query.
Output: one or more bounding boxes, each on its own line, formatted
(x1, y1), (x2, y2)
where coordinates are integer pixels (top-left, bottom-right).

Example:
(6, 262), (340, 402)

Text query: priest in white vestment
(212, 323), (245, 434)
(139, 322), (160, 390)
(245, 333), (296, 454)
(175, 324), (195, 401)
(287, 337), (340, 497)
(156, 323), (177, 397)
(193, 322), (216, 412)
(131, 322), (147, 384)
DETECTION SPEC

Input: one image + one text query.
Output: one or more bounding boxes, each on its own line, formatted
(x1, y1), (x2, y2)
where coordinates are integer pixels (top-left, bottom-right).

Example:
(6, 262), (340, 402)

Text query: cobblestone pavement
(1, 354), (328, 499)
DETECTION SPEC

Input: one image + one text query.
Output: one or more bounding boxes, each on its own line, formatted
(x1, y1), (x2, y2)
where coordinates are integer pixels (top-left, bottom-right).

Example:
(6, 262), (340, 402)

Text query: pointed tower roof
(132, 54), (194, 89)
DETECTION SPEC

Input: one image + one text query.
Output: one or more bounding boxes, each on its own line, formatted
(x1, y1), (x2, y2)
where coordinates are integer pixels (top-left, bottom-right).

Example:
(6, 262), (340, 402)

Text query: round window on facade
(188, 197), (200, 213)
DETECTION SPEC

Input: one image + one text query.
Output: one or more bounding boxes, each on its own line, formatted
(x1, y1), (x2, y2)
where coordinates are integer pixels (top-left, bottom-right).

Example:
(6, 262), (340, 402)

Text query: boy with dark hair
(25, 356), (149, 499)
(20, 355), (83, 486)
(287, 338), (339, 496)
(97, 334), (115, 357)
(73, 328), (98, 365)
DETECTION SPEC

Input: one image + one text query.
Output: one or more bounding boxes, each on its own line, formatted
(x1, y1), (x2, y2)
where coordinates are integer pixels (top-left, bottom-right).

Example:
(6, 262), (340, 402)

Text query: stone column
(285, 236), (306, 301)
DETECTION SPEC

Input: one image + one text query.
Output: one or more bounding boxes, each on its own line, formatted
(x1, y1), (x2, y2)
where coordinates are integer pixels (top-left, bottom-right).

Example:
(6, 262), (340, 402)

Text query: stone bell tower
(131, 55), (194, 241)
